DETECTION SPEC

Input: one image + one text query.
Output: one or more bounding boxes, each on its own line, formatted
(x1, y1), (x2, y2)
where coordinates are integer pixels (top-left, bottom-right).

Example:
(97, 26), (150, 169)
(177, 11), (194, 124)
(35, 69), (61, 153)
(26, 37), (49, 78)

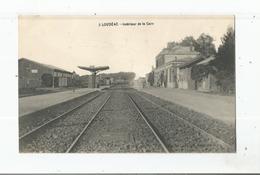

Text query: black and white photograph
(1, 0), (260, 173)
(18, 15), (236, 153)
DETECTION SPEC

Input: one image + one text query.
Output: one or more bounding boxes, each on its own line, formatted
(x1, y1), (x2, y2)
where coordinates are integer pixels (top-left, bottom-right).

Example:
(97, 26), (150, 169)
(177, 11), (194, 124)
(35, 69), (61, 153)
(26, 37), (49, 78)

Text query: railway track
(127, 94), (170, 153)
(19, 92), (110, 152)
(19, 87), (235, 153)
(140, 92), (233, 149)
(19, 92), (103, 140)
(67, 90), (168, 153)
(19, 90), (102, 137)
(127, 90), (235, 152)
(20, 89), (168, 153)
(65, 94), (111, 152)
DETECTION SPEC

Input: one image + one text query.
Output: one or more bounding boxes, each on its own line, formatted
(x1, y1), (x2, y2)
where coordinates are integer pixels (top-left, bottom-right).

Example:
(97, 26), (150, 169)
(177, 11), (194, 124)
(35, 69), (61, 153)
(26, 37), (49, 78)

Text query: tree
(179, 35), (216, 57)
(196, 33), (216, 57)
(99, 72), (136, 83)
(212, 27), (235, 72)
(211, 27), (235, 94)
(180, 36), (198, 48)
(167, 41), (178, 49)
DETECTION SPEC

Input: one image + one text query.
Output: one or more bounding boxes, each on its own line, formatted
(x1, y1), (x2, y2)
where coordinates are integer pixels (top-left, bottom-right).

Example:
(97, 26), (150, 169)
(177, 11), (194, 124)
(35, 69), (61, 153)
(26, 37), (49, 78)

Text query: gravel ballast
(135, 90), (236, 148)
(19, 92), (110, 153)
(19, 91), (100, 137)
(129, 90), (235, 152)
(19, 87), (235, 153)
(71, 90), (165, 153)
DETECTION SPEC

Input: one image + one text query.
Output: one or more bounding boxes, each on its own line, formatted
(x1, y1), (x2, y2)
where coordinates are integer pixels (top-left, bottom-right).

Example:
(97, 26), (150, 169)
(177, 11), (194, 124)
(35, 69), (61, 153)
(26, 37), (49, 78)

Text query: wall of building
(153, 46), (203, 90)
(53, 71), (72, 87)
(197, 73), (218, 92)
(154, 63), (181, 88)
(79, 75), (89, 87)
(164, 67), (177, 88)
(164, 54), (198, 63)
(152, 62), (219, 93)
(156, 56), (165, 68)
(154, 65), (168, 87)
(177, 67), (195, 90)
(19, 59), (53, 89)
(19, 59), (73, 89)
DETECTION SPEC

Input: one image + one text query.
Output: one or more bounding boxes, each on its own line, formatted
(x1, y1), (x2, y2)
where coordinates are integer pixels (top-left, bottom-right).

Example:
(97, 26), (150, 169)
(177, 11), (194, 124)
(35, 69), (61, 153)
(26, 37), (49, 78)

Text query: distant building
(98, 74), (112, 86)
(79, 74), (112, 88)
(19, 58), (73, 89)
(79, 75), (90, 88)
(154, 45), (200, 88)
(133, 77), (146, 89)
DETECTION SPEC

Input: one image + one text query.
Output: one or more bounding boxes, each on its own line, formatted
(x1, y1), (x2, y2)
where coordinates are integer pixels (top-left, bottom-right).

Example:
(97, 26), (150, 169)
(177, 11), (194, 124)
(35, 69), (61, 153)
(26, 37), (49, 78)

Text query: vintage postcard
(18, 15), (235, 153)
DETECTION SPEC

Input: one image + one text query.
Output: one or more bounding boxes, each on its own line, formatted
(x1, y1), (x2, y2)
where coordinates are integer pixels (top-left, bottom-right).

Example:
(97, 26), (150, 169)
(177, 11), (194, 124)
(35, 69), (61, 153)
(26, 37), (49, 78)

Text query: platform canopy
(78, 66), (109, 73)
(78, 65), (109, 88)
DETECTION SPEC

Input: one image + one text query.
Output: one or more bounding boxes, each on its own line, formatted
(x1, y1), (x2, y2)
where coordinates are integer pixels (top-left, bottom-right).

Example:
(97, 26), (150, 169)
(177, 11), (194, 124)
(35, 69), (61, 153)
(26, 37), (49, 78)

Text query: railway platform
(138, 87), (235, 125)
(19, 88), (99, 117)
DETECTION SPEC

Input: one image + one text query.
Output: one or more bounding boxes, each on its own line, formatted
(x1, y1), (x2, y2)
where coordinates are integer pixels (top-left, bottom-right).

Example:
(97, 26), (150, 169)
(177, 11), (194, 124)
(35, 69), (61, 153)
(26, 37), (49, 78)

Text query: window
(156, 56), (165, 68)
(31, 69), (38, 73)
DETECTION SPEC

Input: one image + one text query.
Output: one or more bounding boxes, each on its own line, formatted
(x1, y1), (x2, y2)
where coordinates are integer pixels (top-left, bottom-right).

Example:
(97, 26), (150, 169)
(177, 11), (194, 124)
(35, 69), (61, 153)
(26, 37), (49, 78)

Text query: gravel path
(71, 90), (164, 153)
(140, 87), (235, 125)
(128, 91), (235, 152)
(19, 92), (110, 153)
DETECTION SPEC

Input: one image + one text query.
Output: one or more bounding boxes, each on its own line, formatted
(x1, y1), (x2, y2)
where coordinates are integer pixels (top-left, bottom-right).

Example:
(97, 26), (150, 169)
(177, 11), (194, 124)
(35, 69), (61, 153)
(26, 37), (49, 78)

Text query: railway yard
(19, 85), (236, 153)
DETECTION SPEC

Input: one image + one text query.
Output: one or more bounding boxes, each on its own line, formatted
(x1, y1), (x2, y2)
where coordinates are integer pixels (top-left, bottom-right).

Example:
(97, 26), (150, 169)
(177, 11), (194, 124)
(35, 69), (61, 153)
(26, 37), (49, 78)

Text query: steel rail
(127, 94), (170, 153)
(135, 92), (234, 150)
(19, 92), (103, 140)
(65, 94), (111, 153)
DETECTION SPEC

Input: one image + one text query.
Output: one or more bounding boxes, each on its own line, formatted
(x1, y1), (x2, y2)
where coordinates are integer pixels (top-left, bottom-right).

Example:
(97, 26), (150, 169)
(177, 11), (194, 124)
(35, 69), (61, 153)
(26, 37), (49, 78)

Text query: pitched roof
(157, 46), (199, 58)
(19, 58), (72, 74)
(179, 55), (215, 69)
(179, 56), (205, 69)
(196, 56), (215, 65)
(168, 46), (199, 55)
(158, 48), (170, 55)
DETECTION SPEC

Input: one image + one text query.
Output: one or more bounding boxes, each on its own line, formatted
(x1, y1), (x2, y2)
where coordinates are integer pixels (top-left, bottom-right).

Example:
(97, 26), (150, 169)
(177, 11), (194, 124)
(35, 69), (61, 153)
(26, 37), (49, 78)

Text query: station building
(19, 58), (73, 89)
(152, 44), (218, 92)
(154, 45), (200, 88)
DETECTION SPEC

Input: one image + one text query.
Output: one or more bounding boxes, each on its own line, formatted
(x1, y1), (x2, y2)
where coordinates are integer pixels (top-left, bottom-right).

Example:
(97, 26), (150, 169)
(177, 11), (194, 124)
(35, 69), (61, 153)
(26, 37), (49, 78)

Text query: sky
(19, 16), (234, 78)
